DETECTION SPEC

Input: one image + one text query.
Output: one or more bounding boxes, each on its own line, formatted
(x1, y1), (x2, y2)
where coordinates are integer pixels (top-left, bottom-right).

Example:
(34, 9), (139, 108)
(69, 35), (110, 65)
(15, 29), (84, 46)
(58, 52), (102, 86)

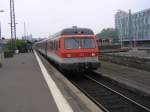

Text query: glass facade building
(115, 9), (150, 42)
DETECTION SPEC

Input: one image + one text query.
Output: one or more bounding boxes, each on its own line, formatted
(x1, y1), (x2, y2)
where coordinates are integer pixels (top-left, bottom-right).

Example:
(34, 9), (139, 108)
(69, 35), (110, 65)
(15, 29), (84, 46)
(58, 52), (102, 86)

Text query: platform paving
(0, 52), (103, 112)
(0, 53), (59, 112)
(96, 61), (150, 96)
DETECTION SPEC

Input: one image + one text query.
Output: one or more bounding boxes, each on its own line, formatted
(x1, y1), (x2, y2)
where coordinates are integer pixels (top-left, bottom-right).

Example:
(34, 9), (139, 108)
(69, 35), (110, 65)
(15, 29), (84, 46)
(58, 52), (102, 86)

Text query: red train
(34, 27), (100, 71)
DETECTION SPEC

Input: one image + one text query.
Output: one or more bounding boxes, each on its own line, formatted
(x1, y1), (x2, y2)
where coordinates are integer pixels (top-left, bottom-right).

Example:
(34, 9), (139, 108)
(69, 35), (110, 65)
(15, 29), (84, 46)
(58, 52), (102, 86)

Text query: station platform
(0, 52), (102, 112)
(96, 61), (150, 96)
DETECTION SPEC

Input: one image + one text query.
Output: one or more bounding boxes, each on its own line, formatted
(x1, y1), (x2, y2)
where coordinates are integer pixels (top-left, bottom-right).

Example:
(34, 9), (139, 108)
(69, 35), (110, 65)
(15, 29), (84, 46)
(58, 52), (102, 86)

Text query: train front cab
(58, 35), (101, 71)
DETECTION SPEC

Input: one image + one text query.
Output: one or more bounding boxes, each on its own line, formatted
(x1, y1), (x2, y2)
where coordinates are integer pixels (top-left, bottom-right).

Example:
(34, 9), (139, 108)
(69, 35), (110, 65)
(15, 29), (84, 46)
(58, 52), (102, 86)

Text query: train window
(54, 41), (56, 50)
(65, 38), (80, 49)
(55, 41), (57, 50)
(56, 40), (59, 50)
(52, 41), (55, 49)
(53, 40), (58, 50)
(50, 41), (53, 49)
(55, 41), (58, 50)
(65, 38), (96, 49)
(81, 38), (96, 48)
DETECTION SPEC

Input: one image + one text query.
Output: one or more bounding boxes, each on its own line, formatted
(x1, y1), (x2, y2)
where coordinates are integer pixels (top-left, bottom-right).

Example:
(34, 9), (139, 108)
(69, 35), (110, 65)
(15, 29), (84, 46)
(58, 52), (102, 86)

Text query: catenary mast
(10, 0), (17, 51)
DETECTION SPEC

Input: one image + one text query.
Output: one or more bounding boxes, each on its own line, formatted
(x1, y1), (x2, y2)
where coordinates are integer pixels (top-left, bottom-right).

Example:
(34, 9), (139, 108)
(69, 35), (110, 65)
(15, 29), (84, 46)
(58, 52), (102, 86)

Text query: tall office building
(115, 9), (150, 43)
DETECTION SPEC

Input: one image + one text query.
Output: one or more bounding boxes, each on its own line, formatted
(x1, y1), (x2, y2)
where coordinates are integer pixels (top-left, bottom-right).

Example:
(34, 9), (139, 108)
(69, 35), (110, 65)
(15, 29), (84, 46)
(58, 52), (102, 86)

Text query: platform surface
(97, 61), (150, 95)
(0, 53), (59, 112)
(0, 52), (103, 112)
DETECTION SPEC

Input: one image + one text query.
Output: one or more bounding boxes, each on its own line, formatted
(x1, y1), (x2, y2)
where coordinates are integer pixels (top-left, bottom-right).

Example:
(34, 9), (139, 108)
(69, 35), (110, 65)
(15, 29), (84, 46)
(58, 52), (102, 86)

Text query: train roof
(60, 27), (94, 35)
(53, 27), (94, 37)
(35, 27), (95, 44)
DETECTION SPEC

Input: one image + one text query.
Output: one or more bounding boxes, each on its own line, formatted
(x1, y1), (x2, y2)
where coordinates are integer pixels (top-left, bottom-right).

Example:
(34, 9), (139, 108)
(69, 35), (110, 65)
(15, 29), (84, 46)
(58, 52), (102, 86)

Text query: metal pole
(10, 0), (17, 52)
(24, 22), (26, 40)
(10, 0), (13, 51)
(129, 9), (132, 48)
(12, 0), (17, 50)
(0, 22), (1, 40)
(0, 10), (4, 40)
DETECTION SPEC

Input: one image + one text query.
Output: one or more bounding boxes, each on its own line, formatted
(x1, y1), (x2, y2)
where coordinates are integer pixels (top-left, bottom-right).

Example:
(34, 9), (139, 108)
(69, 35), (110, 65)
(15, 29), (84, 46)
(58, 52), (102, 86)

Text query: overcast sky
(0, 0), (149, 38)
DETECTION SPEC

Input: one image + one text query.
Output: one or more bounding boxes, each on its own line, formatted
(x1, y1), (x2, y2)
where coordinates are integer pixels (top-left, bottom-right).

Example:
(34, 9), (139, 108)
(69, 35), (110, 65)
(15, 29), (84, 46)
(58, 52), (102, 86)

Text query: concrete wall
(100, 54), (150, 72)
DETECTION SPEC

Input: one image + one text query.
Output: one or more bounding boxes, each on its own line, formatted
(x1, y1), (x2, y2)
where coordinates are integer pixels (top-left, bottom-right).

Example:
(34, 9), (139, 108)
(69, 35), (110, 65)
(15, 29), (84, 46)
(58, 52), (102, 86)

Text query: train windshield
(65, 38), (96, 49)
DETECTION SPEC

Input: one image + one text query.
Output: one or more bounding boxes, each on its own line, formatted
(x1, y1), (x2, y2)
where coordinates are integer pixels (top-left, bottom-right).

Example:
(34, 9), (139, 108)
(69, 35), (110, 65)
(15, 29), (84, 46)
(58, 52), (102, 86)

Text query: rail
(85, 74), (150, 112)
(66, 72), (150, 112)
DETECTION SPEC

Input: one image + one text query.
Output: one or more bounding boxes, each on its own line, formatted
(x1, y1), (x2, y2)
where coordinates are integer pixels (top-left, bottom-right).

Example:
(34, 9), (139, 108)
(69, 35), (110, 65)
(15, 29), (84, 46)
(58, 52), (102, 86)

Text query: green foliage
(4, 50), (13, 58)
(5, 39), (32, 53)
(96, 28), (118, 42)
(16, 40), (28, 53)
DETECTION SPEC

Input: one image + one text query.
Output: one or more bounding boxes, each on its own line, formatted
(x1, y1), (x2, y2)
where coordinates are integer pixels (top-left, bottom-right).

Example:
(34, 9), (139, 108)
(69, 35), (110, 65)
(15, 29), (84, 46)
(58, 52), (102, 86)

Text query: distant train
(34, 27), (100, 71)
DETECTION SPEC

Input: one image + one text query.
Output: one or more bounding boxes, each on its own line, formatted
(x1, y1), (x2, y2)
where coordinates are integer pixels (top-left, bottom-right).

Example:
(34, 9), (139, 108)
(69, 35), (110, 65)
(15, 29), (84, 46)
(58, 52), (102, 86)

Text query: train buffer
(0, 52), (102, 112)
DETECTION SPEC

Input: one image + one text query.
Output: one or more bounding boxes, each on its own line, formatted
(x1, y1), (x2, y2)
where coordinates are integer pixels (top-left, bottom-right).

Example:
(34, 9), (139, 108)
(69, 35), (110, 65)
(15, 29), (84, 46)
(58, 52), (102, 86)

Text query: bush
(4, 50), (13, 58)
(5, 39), (32, 53)
(16, 40), (28, 53)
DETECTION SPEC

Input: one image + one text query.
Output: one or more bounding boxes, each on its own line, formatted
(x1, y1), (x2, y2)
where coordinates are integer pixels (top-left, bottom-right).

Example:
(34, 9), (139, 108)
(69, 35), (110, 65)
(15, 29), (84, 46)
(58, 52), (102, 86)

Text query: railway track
(65, 72), (150, 112)
(40, 53), (150, 112)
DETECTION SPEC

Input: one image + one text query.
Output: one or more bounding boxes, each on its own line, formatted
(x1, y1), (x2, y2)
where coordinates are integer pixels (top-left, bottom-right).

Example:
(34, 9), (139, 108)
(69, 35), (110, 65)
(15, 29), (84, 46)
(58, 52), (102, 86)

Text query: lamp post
(0, 10), (4, 40)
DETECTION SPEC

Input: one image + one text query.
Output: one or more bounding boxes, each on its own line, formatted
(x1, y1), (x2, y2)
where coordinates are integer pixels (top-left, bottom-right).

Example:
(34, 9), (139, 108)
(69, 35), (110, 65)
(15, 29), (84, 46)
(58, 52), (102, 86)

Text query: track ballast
(65, 72), (150, 112)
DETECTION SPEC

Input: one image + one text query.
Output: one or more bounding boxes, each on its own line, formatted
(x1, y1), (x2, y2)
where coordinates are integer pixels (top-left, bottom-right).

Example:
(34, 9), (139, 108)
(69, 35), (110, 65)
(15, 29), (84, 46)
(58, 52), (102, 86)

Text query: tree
(96, 28), (118, 42)
(6, 39), (31, 53)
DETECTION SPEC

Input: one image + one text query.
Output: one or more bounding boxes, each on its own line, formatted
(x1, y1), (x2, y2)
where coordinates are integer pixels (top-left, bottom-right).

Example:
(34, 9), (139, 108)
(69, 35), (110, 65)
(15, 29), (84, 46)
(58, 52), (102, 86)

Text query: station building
(115, 8), (150, 46)
(96, 38), (112, 47)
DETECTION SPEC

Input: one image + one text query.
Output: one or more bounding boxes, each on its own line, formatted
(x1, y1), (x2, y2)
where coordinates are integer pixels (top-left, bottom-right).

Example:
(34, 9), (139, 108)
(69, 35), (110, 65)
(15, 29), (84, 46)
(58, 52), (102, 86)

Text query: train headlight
(66, 53), (71, 58)
(91, 53), (96, 56)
